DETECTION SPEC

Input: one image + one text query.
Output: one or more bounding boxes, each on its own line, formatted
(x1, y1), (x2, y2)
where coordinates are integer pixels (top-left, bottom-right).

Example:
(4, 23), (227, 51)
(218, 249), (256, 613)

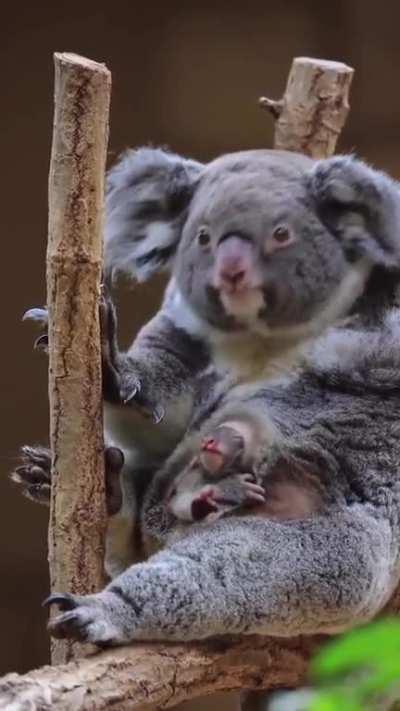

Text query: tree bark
(260, 56), (354, 158)
(0, 635), (322, 710)
(47, 52), (111, 664)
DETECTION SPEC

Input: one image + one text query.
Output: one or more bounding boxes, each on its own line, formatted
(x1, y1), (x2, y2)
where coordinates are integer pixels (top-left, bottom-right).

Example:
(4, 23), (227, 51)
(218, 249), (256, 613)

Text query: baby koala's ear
(306, 155), (400, 269)
(105, 147), (204, 282)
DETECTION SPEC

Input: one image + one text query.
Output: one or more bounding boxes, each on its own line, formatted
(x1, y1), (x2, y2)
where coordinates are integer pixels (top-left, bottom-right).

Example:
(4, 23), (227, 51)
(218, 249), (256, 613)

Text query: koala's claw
(10, 446), (52, 505)
(45, 592), (125, 646)
(43, 592), (77, 611)
(12, 445), (124, 516)
(121, 379), (165, 424)
(22, 307), (48, 325)
(23, 307), (49, 353)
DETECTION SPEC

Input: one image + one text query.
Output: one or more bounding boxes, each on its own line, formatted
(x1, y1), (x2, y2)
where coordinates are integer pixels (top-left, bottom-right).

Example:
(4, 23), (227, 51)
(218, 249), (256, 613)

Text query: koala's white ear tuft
(105, 147), (203, 282)
(308, 155), (400, 269)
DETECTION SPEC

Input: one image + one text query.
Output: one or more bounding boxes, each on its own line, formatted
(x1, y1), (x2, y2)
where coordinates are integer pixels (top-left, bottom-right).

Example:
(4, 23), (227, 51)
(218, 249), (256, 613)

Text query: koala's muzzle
(212, 235), (260, 294)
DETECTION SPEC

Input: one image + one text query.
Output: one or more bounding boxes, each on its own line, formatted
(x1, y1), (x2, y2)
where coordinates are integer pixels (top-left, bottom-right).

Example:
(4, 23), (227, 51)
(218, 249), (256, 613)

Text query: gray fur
(47, 309), (400, 644)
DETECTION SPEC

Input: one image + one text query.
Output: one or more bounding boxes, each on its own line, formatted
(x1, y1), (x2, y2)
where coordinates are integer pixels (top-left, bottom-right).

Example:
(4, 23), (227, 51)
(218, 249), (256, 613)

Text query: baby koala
(166, 418), (266, 522)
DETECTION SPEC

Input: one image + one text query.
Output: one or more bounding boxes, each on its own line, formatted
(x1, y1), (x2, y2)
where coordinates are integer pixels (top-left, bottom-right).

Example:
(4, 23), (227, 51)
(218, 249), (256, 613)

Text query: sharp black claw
(34, 334), (49, 351)
(43, 593), (77, 610)
(23, 308), (48, 324)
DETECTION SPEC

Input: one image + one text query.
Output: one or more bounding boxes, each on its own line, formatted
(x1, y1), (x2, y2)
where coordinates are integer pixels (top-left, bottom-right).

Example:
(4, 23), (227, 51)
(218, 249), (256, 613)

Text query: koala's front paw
(100, 289), (164, 423)
(119, 365), (165, 424)
(11, 446), (52, 504)
(44, 591), (128, 646)
(311, 156), (380, 210)
(22, 307), (49, 352)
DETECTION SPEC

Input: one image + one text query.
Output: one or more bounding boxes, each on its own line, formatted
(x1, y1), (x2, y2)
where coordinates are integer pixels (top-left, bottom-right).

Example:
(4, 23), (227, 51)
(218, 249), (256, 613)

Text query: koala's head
(106, 148), (400, 335)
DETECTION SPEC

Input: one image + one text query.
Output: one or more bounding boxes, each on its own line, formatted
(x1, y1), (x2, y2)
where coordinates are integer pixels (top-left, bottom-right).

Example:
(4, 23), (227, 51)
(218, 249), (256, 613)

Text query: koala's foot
(191, 475), (266, 522)
(100, 288), (164, 424)
(22, 307), (49, 352)
(199, 424), (245, 476)
(44, 591), (129, 646)
(11, 446), (51, 504)
(11, 445), (125, 516)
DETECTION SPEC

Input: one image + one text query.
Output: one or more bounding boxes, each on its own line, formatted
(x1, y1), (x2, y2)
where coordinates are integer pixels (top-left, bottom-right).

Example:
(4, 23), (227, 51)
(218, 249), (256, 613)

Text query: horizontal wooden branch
(0, 635), (323, 710)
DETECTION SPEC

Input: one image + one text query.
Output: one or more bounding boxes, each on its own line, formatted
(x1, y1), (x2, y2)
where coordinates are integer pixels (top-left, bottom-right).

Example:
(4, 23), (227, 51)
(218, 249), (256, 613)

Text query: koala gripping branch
(46, 53), (111, 664)
(0, 55), (356, 708)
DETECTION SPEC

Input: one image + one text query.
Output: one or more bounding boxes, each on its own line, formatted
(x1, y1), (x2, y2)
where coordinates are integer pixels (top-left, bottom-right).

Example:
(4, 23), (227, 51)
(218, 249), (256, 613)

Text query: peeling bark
(0, 635), (322, 710)
(260, 56), (354, 158)
(47, 53), (111, 664)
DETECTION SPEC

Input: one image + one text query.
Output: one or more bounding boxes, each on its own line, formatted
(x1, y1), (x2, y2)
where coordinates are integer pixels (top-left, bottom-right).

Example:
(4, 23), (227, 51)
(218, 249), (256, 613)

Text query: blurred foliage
(309, 618), (400, 710)
(271, 619), (400, 711)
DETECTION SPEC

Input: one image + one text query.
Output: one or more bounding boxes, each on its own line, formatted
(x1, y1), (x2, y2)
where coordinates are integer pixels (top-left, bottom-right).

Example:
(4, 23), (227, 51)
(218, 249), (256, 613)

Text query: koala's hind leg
(11, 445), (125, 518)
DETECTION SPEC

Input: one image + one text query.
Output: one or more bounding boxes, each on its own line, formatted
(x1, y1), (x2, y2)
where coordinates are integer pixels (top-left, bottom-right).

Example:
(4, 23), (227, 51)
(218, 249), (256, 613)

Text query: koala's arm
(46, 506), (395, 645)
(119, 309), (210, 419)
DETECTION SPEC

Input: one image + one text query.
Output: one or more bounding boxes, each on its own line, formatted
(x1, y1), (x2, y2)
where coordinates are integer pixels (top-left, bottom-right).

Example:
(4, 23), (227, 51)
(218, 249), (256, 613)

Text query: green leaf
(312, 619), (400, 680)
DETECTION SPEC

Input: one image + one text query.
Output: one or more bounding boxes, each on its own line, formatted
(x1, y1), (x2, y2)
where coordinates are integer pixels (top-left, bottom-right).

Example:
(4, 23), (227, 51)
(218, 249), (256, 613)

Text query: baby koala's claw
(238, 474), (266, 504)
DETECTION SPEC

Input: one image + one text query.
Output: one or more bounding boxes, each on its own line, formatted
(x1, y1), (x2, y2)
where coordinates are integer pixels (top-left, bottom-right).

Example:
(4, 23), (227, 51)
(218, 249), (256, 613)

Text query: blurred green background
(1, 1), (400, 707)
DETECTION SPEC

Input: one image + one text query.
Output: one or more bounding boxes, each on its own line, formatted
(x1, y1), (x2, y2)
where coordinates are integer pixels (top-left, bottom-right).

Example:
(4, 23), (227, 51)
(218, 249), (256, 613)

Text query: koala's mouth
(219, 286), (265, 321)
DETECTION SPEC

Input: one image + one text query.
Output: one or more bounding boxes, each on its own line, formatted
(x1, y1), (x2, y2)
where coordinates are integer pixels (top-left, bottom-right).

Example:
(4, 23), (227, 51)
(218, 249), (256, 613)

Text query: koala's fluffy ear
(308, 155), (400, 269)
(105, 148), (203, 282)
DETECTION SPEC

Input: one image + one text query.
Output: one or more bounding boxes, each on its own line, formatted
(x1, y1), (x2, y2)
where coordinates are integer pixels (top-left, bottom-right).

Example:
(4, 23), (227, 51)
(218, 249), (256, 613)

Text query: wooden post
(47, 53), (111, 664)
(260, 56), (354, 158)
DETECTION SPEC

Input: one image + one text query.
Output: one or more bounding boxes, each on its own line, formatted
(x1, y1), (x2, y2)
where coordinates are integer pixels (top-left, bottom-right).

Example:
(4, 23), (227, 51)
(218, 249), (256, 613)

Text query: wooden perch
(0, 635), (323, 710)
(0, 55), (359, 708)
(47, 52), (111, 664)
(260, 56), (354, 158)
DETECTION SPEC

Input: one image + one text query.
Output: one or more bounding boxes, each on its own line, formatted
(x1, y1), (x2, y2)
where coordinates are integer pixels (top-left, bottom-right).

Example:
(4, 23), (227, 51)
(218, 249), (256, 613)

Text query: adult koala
(45, 306), (400, 650)
(16, 149), (400, 580)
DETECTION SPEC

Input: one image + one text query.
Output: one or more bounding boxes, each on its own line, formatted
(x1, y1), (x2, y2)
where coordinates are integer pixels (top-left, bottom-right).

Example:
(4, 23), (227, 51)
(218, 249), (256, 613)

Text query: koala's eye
(273, 225), (291, 244)
(197, 228), (211, 247)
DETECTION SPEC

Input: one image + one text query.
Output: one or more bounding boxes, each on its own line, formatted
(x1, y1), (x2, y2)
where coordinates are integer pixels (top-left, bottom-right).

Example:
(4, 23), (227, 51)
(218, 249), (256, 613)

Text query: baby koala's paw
(199, 424), (245, 476)
(191, 475), (266, 522)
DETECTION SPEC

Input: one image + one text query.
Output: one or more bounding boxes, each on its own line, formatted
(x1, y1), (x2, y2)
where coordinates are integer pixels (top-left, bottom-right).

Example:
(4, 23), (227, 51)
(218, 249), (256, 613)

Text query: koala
(166, 415), (269, 523)
(14, 150), (400, 578)
(44, 308), (400, 656)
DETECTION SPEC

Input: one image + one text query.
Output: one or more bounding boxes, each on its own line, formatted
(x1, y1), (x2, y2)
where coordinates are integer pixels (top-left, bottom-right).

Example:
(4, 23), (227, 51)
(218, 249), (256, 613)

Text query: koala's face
(106, 147), (400, 334)
(174, 151), (349, 333)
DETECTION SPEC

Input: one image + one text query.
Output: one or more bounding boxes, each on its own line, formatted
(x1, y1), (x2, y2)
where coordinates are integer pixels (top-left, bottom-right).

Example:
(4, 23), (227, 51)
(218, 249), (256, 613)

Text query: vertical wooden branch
(260, 56), (354, 158)
(47, 53), (111, 664)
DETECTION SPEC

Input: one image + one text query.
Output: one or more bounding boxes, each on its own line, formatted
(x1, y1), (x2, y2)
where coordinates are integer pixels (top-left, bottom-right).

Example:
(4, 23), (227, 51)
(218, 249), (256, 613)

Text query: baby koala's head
(165, 422), (264, 522)
(106, 148), (400, 340)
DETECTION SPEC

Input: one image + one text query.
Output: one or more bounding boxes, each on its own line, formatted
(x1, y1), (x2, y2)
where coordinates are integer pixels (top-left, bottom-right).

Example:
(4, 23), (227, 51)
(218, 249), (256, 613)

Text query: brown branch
(0, 635), (323, 710)
(260, 56), (354, 158)
(47, 52), (111, 664)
